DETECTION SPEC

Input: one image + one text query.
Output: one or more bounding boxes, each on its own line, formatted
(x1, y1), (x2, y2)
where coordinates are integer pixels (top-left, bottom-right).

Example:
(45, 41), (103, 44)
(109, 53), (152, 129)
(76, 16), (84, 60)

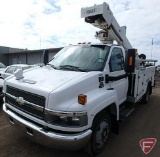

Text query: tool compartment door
(137, 69), (145, 96)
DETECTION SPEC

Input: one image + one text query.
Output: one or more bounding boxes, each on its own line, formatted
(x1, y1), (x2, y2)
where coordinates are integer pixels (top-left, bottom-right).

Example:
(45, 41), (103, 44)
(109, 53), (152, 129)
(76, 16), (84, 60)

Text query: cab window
(109, 48), (124, 72)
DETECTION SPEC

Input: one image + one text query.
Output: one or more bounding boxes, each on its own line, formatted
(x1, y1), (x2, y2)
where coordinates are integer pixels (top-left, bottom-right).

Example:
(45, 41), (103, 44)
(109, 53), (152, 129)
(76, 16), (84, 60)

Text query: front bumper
(3, 104), (92, 150)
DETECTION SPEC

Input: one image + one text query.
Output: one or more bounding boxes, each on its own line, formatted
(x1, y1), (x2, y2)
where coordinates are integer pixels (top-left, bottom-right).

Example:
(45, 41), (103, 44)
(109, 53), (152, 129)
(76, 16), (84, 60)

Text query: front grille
(6, 86), (46, 119)
(7, 86), (45, 107)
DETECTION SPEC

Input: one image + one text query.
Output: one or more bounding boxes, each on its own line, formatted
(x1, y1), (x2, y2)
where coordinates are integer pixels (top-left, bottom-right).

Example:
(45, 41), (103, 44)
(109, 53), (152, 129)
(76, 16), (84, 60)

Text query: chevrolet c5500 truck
(3, 2), (157, 155)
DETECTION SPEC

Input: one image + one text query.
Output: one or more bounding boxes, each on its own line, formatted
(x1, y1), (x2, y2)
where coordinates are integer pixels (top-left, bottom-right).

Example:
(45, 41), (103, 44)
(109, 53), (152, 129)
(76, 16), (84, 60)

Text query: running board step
(119, 107), (134, 121)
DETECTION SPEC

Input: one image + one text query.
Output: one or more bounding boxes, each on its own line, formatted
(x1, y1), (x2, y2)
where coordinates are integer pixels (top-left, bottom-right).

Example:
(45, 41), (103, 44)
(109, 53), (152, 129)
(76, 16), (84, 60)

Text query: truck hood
(4, 66), (103, 111)
(5, 66), (86, 94)
(27, 66), (85, 90)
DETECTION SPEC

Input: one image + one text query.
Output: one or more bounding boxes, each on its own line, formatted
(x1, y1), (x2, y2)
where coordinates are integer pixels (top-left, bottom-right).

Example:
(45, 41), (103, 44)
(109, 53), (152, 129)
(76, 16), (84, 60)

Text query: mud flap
(111, 115), (119, 135)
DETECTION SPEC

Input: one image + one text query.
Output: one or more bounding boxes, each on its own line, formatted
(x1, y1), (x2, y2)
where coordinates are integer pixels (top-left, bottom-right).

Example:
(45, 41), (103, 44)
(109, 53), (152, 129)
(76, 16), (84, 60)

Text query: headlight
(45, 109), (88, 127)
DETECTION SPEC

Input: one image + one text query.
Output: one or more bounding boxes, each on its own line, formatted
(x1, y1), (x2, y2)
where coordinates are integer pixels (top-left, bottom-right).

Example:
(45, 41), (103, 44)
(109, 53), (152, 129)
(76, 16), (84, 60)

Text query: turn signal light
(78, 94), (87, 105)
(129, 56), (133, 65)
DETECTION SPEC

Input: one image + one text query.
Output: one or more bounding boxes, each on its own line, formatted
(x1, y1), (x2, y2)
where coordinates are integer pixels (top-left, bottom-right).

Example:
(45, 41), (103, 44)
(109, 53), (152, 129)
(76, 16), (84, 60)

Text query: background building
(0, 46), (62, 66)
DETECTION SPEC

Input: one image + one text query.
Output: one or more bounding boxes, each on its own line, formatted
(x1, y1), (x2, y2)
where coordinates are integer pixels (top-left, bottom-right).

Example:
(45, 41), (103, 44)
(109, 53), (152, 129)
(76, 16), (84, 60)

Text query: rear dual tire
(141, 85), (150, 104)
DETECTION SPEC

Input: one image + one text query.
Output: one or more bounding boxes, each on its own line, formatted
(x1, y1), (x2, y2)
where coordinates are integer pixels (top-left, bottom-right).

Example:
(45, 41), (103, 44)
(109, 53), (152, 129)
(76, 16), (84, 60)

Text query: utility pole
(151, 38), (153, 59)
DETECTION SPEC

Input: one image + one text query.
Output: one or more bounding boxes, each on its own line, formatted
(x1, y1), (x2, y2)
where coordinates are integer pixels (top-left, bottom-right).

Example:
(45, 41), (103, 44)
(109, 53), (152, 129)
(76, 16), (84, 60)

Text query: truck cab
(3, 43), (128, 153)
(49, 43), (128, 105)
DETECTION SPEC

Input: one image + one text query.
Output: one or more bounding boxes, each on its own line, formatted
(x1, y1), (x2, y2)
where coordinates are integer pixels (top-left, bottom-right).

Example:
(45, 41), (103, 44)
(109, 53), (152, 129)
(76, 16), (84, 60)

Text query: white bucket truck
(3, 2), (157, 155)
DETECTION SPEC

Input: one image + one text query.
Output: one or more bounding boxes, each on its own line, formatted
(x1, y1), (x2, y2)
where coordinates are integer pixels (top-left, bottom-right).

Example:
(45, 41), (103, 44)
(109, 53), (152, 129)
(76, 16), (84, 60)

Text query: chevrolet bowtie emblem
(16, 97), (25, 105)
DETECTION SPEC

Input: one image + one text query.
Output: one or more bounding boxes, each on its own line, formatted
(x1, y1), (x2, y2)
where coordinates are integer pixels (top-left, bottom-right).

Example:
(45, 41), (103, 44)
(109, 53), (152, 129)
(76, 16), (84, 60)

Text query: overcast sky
(0, 0), (160, 64)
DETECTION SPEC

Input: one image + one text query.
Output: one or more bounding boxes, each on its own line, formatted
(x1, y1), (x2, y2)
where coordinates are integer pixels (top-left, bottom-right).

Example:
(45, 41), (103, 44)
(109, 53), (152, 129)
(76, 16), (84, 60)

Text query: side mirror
(105, 74), (109, 83)
(14, 69), (23, 80)
(43, 50), (49, 65)
(125, 49), (136, 73)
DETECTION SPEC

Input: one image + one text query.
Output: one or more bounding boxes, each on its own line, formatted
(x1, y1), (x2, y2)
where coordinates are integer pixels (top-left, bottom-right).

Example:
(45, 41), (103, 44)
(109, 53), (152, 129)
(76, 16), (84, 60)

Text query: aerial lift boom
(81, 2), (157, 66)
(81, 2), (132, 49)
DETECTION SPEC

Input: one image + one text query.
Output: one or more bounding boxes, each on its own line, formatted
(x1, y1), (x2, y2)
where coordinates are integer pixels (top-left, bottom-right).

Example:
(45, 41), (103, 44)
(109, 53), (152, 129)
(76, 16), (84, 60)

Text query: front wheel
(85, 112), (111, 155)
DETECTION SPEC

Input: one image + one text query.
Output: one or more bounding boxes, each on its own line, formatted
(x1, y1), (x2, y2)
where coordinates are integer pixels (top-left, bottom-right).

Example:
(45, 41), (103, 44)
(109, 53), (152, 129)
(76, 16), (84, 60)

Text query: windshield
(49, 45), (110, 71)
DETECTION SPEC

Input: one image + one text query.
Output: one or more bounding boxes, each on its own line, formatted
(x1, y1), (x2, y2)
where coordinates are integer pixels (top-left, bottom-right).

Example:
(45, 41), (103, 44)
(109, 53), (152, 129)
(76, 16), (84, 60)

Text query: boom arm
(81, 2), (132, 49)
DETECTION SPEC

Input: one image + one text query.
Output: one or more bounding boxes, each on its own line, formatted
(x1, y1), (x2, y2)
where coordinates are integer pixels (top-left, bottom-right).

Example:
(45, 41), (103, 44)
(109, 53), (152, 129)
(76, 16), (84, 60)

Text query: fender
(87, 89), (119, 128)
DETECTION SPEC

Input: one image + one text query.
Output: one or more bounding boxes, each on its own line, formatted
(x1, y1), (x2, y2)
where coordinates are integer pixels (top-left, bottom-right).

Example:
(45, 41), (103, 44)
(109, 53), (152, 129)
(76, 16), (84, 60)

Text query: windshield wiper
(47, 64), (59, 69)
(59, 65), (87, 72)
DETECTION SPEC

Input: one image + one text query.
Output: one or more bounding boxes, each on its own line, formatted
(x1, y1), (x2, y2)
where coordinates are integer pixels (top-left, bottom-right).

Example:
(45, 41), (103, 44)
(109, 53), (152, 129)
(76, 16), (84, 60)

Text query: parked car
(0, 62), (6, 69)
(0, 64), (35, 79)
(34, 63), (45, 67)
(0, 78), (4, 100)
(0, 62), (6, 79)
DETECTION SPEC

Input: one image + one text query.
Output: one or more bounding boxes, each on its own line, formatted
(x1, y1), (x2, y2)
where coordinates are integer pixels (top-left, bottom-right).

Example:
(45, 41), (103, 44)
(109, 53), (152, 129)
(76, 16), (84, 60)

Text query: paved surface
(0, 73), (160, 157)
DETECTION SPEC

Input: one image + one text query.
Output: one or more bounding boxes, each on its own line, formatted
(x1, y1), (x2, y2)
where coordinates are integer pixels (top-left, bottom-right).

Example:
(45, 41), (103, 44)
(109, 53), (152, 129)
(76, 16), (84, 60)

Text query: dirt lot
(0, 73), (160, 157)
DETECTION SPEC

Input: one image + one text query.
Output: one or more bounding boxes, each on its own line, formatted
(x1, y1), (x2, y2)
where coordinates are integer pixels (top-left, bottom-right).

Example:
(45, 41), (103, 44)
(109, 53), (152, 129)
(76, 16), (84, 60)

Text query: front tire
(85, 111), (111, 155)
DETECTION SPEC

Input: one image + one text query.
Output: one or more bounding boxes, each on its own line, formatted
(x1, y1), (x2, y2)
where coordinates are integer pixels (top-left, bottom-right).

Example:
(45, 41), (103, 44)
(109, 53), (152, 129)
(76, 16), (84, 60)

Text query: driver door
(108, 47), (128, 105)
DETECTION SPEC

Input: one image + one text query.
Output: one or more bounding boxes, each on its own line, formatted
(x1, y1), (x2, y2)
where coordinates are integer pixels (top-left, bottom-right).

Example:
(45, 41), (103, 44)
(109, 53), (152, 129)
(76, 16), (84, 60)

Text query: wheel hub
(96, 120), (109, 148)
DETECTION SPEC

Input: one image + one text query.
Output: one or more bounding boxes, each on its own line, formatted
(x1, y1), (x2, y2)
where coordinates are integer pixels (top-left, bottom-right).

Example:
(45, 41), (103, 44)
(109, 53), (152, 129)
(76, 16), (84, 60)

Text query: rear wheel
(85, 111), (111, 155)
(141, 85), (149, 104)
